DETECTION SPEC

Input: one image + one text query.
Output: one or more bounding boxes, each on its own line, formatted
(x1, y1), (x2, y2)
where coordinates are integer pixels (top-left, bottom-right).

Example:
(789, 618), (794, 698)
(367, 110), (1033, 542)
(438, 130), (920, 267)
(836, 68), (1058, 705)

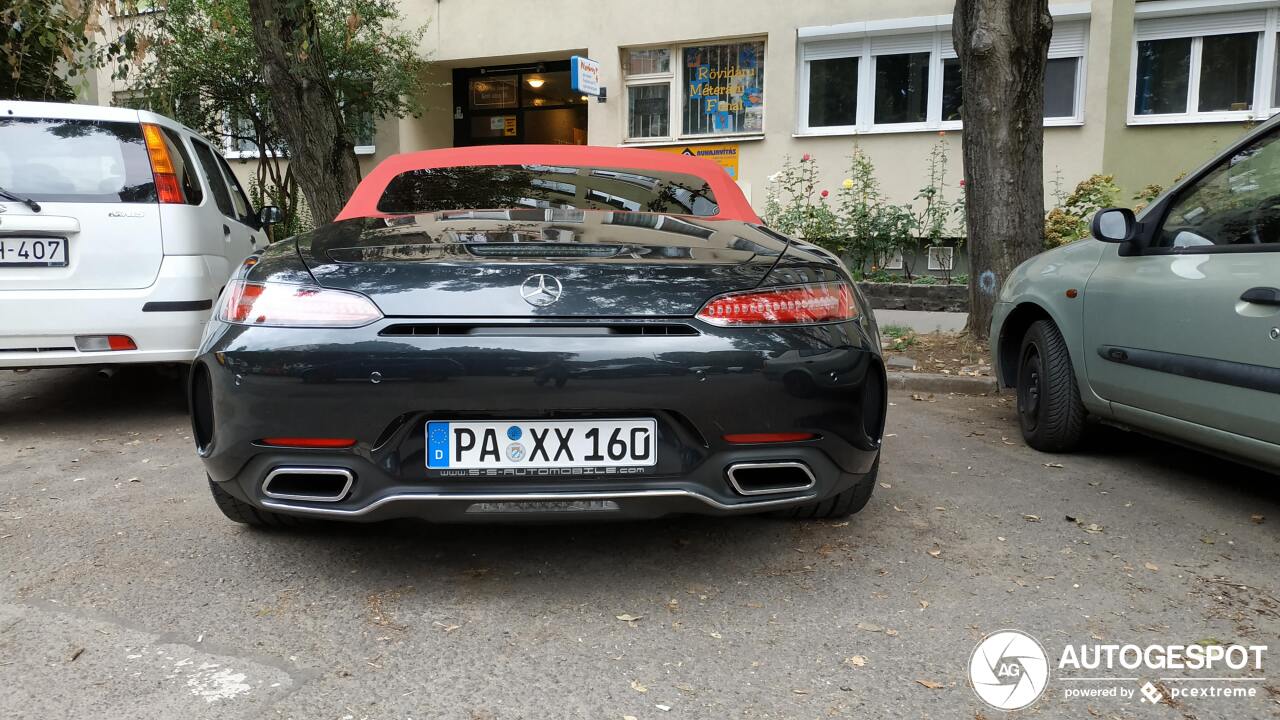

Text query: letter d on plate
(427, 422), (451, 468)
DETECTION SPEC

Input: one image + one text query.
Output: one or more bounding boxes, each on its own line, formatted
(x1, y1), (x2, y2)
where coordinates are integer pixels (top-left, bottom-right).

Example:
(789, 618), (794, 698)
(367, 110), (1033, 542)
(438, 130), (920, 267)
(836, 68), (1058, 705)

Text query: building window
(873, 51), (930, 125)
(628, 84), (671, 138)
(623, 38), (765, 142)
(1129, 6), (1280, 124)
(796, 19), (1087, 134)
(1044, 57), (1082, 118)
(807, 57), (858, 127)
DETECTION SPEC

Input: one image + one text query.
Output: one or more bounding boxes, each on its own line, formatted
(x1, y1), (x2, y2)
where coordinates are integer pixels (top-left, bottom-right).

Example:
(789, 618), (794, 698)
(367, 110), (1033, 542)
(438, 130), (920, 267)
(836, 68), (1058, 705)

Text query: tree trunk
(245, 0), (361, 225)
(953, 0), (1053, 340)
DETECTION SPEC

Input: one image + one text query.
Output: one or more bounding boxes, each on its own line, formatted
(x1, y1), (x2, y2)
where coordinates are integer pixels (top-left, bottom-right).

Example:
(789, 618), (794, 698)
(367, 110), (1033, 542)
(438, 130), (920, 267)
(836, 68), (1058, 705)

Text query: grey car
(992, 117), (1280, 473)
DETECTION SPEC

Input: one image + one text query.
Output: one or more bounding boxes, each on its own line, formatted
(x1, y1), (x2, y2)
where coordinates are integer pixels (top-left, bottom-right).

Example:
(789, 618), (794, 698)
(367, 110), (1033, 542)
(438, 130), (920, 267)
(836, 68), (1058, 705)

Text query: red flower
(801, 153), (811, 162)
(959, 179), (967, 188)
(820, 190), (829, 198)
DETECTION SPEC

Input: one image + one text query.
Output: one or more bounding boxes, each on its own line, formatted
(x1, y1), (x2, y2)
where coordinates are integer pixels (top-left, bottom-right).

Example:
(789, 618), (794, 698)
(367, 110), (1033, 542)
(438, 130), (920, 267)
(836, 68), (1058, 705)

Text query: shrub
(1043, 173), (1120, 249)
(766, 138), (967, 283)
(764, 154), (840, 253)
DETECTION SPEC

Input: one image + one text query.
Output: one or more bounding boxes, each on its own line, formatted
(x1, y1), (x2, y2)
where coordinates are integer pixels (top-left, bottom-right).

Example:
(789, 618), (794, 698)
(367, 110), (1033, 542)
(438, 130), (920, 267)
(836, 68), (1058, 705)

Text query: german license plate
(427, 419), (657, 469)
(0, 237), (67, 267)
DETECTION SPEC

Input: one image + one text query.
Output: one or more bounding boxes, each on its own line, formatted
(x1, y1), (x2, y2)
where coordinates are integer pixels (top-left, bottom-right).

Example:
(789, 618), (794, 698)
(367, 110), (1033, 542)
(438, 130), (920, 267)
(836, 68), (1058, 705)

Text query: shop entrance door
(453, 61), (588, 146)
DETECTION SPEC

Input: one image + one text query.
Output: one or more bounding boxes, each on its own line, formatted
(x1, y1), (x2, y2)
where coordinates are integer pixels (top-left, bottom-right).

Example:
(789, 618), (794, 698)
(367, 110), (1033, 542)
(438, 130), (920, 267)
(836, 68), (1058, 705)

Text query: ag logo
(969, 629), (1050, 711)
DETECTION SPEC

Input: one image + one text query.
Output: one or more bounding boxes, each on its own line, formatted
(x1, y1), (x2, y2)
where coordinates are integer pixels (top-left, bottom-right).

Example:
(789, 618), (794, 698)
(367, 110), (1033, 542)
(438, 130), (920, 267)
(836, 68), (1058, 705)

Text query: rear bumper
(195, 316), (886, 521)
(220, 446), (867, 522)
(0, 255), (223, 367)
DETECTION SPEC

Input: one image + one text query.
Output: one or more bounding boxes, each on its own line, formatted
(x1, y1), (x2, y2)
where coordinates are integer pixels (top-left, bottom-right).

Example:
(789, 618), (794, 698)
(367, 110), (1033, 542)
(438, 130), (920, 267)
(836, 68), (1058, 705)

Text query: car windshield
(376, 164), (720, 217)
(0, 118), (156, 203)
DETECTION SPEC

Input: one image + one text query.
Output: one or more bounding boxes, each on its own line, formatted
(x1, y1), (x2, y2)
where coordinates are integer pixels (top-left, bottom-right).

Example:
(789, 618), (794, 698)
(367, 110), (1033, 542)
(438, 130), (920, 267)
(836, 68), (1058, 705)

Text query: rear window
(376, 164), (720, 217)
(0, 118), (156, 203)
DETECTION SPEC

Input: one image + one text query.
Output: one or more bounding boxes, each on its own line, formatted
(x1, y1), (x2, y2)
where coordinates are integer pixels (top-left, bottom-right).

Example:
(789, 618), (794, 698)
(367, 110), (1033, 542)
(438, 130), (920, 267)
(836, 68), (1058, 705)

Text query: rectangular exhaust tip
(261, 467), (354, 503)
(726, 461), (815, 496)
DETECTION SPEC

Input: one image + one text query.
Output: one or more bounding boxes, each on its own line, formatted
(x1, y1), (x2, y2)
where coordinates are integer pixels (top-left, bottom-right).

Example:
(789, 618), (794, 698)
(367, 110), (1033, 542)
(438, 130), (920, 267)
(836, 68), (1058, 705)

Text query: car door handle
(1241, 287), (1280, 305)
(223, 224), (231, 237)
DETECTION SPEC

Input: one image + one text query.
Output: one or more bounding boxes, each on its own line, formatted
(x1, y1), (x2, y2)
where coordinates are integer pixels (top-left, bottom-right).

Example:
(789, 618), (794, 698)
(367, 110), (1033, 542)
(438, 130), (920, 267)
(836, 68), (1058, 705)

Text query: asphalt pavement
(1, 367), (1277, 719)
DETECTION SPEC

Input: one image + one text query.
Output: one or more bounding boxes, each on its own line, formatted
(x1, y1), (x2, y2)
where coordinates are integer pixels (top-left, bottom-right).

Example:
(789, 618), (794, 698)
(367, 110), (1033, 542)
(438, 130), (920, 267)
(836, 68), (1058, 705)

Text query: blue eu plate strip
(427, 422), (450, 468)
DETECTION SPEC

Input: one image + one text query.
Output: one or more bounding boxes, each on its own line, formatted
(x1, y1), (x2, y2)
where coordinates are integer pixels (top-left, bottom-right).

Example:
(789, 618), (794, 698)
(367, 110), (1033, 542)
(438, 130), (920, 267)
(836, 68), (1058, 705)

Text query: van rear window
(0, 118), (156, 203)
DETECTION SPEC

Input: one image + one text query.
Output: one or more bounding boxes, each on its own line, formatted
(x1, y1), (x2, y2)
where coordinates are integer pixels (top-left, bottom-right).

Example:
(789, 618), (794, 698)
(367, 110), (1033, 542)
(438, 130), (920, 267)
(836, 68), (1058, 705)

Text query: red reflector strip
(723, 432), (818, 444)
(107, 335), (137, 351)
(260, 437), (357, 448)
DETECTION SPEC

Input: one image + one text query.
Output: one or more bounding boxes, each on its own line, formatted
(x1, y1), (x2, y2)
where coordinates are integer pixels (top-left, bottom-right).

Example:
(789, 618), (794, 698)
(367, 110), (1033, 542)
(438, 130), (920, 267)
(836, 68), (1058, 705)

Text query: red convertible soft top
(335, 145), (761, 223)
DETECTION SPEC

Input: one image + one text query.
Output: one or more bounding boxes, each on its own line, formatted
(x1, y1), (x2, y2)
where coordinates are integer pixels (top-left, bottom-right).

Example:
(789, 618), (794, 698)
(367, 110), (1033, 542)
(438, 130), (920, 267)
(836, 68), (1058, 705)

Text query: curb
(887, 371), (999, 395)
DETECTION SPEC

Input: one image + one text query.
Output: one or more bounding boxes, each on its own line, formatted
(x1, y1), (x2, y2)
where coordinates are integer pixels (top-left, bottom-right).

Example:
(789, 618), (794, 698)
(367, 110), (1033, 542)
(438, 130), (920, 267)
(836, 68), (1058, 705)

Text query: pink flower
(820, 190), (829, 198)
(801, 153), (811, 162)
(959, 179), (966, 188)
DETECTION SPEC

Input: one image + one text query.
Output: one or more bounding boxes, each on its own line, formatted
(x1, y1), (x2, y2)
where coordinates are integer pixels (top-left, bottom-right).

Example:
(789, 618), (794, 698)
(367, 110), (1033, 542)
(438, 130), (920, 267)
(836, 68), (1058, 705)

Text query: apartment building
(84, 0), (1278, 212)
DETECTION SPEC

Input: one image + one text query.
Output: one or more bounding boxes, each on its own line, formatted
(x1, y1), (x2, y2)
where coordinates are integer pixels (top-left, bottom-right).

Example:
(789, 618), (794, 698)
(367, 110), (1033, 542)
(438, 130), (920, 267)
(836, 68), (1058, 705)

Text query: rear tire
(771, 456), (878, 520)
(1016, 319), (1086, 452)
(207, 476), (304, 528)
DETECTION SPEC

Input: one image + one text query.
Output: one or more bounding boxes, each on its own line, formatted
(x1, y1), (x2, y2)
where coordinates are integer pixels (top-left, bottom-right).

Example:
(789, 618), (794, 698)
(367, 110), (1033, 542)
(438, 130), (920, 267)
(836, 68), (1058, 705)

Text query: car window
(1156, 130), (1280, 250)
(189, 138), (235, 218)
(214, 153), (257, 226)
(376, 164), (720, 216)
(0, 117), (156, 203)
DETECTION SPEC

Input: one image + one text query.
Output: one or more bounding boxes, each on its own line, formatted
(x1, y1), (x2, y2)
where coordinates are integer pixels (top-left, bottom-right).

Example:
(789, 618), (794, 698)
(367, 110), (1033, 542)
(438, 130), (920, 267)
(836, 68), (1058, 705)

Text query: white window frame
(622, 36), (768, 144)
(221, 111), (376, 160)
(795, 12), (1088, 136)
(1128, 3), (1280, 126)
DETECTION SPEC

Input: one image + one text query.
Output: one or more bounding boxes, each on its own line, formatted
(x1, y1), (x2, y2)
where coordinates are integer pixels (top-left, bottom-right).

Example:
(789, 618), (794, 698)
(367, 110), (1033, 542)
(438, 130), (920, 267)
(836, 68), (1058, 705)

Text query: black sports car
(192, 146), (887, 526)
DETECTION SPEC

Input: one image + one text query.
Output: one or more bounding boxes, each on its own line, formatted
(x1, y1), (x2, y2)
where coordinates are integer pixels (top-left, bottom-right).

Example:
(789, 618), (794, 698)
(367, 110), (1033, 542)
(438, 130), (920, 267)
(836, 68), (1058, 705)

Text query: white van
(0, 101), (278, 368)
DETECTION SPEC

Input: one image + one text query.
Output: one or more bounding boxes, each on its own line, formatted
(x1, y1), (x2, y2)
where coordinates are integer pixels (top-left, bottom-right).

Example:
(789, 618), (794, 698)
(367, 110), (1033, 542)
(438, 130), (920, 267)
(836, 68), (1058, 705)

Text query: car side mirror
(258, 205), (284, 227)
(1090, 207), (1136, 243)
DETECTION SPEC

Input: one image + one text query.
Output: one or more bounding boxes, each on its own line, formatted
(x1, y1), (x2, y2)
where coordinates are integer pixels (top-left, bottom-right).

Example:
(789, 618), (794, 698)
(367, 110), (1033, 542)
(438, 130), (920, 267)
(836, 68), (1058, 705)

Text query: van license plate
(0, 238), (67, 267)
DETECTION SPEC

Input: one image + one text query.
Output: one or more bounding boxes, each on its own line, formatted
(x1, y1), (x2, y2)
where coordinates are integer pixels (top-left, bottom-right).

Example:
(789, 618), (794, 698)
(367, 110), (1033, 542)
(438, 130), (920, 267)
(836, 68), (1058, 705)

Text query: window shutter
(1135, 11), (1266, 40)
(1049, 21), (1088, 58)
(940, 34), (957, 60)
(870, 33), (934, 56)
(802, 38), (863, 61)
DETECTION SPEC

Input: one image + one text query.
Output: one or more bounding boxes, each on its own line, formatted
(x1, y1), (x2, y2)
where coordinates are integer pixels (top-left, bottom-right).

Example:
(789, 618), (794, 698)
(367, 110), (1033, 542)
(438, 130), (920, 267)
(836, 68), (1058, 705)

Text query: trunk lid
(0, 112), (163, 290)
(297, 211), (788, 317)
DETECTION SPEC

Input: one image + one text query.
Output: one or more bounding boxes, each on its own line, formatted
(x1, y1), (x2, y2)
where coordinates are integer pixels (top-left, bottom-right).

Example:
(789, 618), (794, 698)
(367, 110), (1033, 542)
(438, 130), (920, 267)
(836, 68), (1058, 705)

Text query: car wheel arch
(997, 302), (1055, 388)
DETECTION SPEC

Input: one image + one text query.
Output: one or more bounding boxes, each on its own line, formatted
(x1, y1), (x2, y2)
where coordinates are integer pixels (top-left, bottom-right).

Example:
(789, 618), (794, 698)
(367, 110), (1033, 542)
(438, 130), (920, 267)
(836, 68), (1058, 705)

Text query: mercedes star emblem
(520, 274), (563, 307)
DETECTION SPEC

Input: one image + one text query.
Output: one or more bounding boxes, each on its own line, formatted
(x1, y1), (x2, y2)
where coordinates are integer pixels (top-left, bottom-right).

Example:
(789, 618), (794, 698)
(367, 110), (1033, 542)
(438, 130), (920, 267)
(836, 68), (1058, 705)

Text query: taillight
(219, 279), (383, 328)
(75, 334), (137, 352)
(141, 123), (184, 204)
(696, 282), (858, 327)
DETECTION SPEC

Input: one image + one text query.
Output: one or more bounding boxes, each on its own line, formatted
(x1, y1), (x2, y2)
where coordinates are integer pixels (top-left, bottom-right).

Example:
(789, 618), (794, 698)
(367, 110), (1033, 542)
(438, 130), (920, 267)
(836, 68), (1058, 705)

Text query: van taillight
(141, 123), (184, 204)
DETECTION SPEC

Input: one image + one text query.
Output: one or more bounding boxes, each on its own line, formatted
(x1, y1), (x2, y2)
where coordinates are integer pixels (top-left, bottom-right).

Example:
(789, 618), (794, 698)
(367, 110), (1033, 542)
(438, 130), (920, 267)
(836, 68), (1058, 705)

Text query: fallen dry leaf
(1250, 514), (1265, 524)
(1023, 514), (1041, 522)
(630, 680), (648, 693)
(927, 547), (942, 558)
(845, 655), (867, 668)
(1144, 562), (1159, 572)
(616, 614), (643, 623)
(916, 679), (944, 690)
